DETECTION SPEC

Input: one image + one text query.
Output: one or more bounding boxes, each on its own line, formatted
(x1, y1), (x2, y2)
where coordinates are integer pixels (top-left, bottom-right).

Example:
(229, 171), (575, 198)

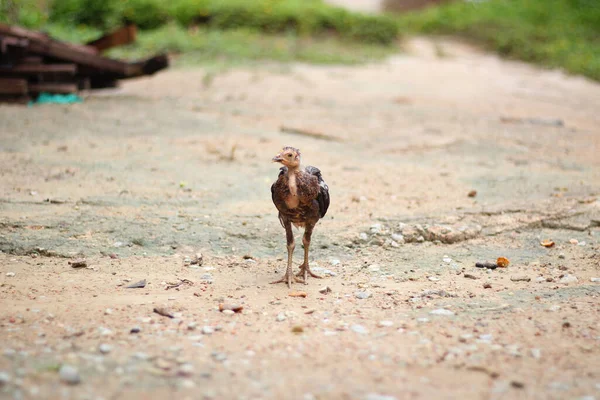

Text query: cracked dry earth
(0, 38), (599, 400)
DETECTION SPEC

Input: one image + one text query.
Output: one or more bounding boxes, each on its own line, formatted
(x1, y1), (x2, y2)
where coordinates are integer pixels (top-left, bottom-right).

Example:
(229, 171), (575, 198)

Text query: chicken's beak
(272, 154), (283, 163)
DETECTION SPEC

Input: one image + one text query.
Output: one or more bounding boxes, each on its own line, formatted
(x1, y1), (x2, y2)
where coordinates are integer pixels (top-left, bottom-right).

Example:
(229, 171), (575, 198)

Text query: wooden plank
(1, 63), (78, 74)
(0, 36), (29, 53)
(87, 24), (137, 52)
(0, 94), (31, 104)
(0, 78), (27, 94)
(29, 82), (78, 94)
(0, 23), (97, 55)
(21, 56), (44, 64)
(27, 40), (128, 75)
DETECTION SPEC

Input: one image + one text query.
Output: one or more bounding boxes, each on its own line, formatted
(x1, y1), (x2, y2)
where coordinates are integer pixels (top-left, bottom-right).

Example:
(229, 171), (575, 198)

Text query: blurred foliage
(398, 0), (600, 81)
(38, 0), (398, 44)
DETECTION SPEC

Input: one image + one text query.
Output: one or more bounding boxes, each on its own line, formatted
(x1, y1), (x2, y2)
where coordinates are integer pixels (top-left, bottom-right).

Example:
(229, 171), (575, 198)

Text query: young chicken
(270, 146), (330, 287)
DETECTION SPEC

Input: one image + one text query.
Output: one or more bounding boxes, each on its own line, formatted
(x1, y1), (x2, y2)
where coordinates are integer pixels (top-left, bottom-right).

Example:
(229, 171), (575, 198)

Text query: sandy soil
(0, 38), (599, 400)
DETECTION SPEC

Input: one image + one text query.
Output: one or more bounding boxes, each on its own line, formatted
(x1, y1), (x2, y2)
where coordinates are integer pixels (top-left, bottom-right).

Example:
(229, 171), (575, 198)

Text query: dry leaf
(496, 257), (510, 268)
(289, 291), (307, 298)
(540, 240), (555, 248)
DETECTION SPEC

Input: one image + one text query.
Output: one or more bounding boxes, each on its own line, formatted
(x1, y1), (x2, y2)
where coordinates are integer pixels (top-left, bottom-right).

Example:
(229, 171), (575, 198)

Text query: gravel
(0, 371), (10, 386)
(98, 344), (112, 354)
(559, 274), (578, 284)
(276, 313), (287, 322)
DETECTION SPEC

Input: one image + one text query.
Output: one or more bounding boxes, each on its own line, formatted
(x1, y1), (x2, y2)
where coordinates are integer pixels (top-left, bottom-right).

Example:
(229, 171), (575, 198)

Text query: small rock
(467, 190), (477, 198)
(126, 279), (146, 289)
(391, 233), (404, 243)
(368, 264), (381, 272)
(510, 275), (531, 282)
(59, 365), (80, 385)
(178, 363), (194, 377)
(511, 381), (525, 389)
(558, 253), (565, 259)
(6, 272), (15, 277)
(289, 291), (307, 298)
(222, 310), (235, 316)
(201, 326), (214, 335)
(378, 321), (393, 327)
(531, 348), (541, 359)
(442, 256), (452, 263)
(547, 305), (561, 312)
(68, 259), (87, 268)
(370, 224), (382, 234)
(318, 286), (332, 294)
(590, 278), (600, 283)
(359, 233), (369, 242)
(211, 352), (227, 362)
(351, 325), (368, 334)
(366, 394), (397, 400)
(464, 274), (478, 280)
(483, 282), (492, 289)
(130, 326), (141, 334)
(291, 325), (304, 334)
(428, 276), (440, 282)
(430, 309), (454, 316)
(354, 291), (371, 300)
(104, 308), (113, 315)
(133, 352), (149, 361)
(98, 344), (112, 354)
(0, 372), (10, 386)
(276, 313), (287, 322)
(219, 304), (243, 313)
(330, 259), (341, 266)
(559, 274), (578, 284)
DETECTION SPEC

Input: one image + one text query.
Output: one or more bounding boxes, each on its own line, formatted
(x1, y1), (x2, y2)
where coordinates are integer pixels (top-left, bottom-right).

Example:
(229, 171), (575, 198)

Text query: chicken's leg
(271, 219), (302, 287)
(296, 223), (322, 283)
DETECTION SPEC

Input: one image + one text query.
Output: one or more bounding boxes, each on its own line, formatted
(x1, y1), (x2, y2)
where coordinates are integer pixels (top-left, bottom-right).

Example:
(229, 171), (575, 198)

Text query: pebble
(98, 344), (112, 354)
(354, 291), (371, 300)
(368, 264), (380, 272)
(547, 305), (561, 312)
(350, 325), (368, 334)
(319, 286), (332, 294)
(430, 309), (454, 316)
(201, 326), (214, 335)
(222, 310), (235, 316)
(378, 321), (393, 327)
(428, 276), (440, 282)
(591, 278), (600, 283)
(370, 224), (382, 234)
(483, 282), (492, 289)
(276, 313), (287, 322)
(330, 259), (341, 266)
(510, 275), (531, 282)
(359, 233), (369, 242)
(0, 372), (10, 386)
(211, 352), (227, 362)
(559, 274), (578, 284)
(416, 318), (429, 323)
(6, 272), (15, 277)
(442, 256), (452, 263)
(130, 326), (141, 334)
(391, 233), (404, 243)
(133, 352), (149, 360)
(104, 308), (113, 315)
(366, 394), (397, 400)
(530, 348), (541, 359)
(187, 322), (197, 331)
(177, 363), (194, 377)
(558, 253), (565, 259)
(200, 274), (213, 282)
(59, 365), (81, 385)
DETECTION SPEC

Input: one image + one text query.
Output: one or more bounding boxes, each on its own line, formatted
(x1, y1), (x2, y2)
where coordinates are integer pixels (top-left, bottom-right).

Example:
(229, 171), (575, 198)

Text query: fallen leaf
(496, 257), (510, 268)
(289, 291), (307, 298)
(540, 240), (555, 248)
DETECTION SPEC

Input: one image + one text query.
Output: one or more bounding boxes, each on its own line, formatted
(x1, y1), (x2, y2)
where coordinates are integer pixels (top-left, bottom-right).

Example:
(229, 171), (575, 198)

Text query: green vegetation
(398, 0), (600, 81)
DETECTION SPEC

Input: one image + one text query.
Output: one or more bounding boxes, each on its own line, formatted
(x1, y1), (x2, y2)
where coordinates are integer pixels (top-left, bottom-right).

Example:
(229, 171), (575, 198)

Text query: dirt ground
(1, 38), (599, 400)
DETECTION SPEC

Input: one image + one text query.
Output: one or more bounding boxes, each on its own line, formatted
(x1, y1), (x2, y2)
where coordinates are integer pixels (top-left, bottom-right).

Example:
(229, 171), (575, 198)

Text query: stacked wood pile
(0, 23), (168, 103)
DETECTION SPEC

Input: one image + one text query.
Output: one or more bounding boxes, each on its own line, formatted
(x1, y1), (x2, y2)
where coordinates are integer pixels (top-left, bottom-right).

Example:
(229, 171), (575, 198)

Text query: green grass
(105, 24), (396, 66)
(397, 0), (600, 81)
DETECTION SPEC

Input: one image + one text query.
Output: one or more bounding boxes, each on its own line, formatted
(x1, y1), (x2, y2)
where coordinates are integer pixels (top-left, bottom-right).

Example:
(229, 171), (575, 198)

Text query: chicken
(271, 146), (330, 287)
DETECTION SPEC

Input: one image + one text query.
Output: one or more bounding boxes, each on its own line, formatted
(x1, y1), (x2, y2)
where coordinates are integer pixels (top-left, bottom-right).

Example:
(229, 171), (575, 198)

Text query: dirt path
(0, 38), (599, 400)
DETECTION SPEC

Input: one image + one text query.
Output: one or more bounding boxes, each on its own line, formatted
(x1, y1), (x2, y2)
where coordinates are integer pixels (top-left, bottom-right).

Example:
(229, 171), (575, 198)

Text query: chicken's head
(272, 146), (301, 168)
